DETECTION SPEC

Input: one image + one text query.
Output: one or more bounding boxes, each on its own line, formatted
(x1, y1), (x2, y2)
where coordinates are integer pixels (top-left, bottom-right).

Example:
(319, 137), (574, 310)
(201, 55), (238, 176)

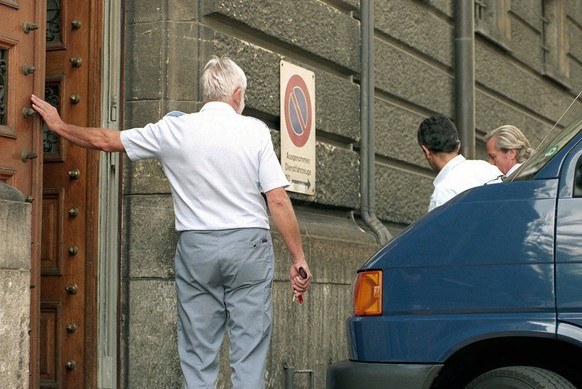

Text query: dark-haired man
(417, 115), (502, 211)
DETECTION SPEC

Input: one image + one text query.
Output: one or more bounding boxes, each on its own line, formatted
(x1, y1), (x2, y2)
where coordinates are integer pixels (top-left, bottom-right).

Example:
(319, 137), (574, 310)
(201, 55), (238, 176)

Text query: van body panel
(350, 312), (556, 362)
(363, 180), (558, 271)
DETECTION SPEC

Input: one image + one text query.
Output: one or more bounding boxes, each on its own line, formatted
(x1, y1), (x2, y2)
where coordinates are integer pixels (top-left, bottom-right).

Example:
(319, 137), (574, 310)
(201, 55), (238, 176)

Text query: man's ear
(231, 87), (241, 105)
(231, 87), (245, 113)
(508, 148), (517, 161)
(421, 145), (431, 158)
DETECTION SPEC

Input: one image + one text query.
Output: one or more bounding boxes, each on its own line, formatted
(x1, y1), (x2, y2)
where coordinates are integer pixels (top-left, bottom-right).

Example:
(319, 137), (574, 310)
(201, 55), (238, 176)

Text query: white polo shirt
(428, 154), (502, 212)
(120, 102), (289, 231)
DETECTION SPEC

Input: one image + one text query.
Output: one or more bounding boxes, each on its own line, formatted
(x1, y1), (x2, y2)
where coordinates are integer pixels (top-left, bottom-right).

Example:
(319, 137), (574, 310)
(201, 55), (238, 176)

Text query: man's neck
(434, 152), (460, 173)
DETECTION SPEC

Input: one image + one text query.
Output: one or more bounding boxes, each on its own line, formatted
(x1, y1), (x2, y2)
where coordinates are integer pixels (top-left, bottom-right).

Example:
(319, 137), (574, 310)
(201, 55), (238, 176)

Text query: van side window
(575, 155), (582, 198)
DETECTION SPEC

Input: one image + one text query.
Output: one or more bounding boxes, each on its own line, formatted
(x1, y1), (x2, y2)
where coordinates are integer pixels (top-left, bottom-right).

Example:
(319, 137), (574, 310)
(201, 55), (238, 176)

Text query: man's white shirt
(428, 155), (503, 212)
(120, 102), (289, 231)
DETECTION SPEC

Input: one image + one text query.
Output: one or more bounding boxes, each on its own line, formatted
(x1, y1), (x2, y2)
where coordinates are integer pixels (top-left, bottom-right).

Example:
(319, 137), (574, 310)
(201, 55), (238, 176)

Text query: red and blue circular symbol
(284, 74), (312, 148)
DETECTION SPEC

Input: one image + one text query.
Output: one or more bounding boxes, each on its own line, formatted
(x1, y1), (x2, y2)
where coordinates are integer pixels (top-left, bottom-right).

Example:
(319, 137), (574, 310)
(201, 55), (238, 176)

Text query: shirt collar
(200, 101), (237, 114)
(506, 162), (522, 177)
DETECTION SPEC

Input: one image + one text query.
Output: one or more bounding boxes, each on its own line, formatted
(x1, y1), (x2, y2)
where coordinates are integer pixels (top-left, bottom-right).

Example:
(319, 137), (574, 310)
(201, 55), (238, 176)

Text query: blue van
(327, 117), (582, 389)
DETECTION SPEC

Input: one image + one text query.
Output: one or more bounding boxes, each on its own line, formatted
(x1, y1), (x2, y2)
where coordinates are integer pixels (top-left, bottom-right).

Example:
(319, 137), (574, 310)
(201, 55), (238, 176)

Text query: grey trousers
(175, 228), (274, 389)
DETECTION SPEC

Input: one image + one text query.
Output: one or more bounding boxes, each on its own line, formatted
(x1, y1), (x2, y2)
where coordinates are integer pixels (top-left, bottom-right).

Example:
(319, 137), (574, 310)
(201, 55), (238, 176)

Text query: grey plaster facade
(121, 0), (582, 388)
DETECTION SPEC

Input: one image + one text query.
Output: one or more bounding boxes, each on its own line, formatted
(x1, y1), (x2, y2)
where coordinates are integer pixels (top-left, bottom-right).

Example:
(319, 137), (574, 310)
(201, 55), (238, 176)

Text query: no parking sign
(280, 61), (315, 195)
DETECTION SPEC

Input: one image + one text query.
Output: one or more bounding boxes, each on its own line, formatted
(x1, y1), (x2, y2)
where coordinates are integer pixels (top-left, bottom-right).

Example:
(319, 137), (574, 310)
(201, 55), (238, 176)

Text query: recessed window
(475, 0), (511, 50)
(542, 0), (570, 87)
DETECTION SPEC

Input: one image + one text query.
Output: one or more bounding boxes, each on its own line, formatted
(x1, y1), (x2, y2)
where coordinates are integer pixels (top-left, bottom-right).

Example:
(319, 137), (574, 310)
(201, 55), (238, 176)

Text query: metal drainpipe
(455, 0), (476, 159)
(360, 0), (391, 245)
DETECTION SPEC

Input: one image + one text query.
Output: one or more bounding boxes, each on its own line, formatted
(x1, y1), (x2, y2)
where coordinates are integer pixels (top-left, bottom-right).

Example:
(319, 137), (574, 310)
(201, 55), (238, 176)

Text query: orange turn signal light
(353, 270), (382, 316)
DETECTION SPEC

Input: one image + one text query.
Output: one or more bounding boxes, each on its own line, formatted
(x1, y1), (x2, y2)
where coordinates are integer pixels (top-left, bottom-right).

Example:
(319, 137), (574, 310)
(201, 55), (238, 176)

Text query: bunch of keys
(293, 266), (308, 304)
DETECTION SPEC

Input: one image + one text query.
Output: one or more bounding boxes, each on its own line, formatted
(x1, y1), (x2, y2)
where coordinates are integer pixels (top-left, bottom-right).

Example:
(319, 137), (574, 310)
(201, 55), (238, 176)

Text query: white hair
(200, 56), (247, 102)
(485, 125), (534, 163)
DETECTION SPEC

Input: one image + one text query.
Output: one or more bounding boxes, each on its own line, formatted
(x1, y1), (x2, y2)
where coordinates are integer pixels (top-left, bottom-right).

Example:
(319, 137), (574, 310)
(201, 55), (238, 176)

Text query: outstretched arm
(265, 187), (312, 295)
(31, 94), (125, 152)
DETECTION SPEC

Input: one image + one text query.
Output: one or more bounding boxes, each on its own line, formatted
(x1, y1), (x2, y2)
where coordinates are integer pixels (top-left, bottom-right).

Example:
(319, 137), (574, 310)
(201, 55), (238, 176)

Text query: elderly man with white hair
(485, 125), (534, 177)
(32, 56), (312, 389)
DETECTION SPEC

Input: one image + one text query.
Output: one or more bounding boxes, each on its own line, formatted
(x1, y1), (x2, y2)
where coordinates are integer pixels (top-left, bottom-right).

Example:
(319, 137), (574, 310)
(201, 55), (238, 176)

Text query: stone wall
(0, 185), (31, 389)
(121, 1), (582, 387)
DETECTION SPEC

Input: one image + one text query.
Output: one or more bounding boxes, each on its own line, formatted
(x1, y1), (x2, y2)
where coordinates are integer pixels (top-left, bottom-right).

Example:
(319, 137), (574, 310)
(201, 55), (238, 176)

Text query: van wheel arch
(429, 337), (582, 388)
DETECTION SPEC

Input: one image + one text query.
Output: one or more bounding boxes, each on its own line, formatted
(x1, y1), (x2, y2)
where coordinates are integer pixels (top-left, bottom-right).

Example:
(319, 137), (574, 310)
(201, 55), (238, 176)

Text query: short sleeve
(120, 121), (166, 161)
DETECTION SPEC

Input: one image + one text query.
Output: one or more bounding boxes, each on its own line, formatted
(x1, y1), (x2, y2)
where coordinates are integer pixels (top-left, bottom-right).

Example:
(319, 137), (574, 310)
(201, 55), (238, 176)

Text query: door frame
(96, 0), (123, 386)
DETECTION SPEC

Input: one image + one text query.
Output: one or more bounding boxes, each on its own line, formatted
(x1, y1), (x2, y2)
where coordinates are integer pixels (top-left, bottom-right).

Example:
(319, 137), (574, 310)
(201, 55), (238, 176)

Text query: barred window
(475, 0), (511, 50)
(542, 0), (569, 86)
(0, 49), (7, 126)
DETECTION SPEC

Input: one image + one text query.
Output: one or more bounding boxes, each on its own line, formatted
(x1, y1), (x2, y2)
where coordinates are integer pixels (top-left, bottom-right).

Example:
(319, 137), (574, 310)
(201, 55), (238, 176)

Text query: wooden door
(0, 0), (44, 387)
(39, 0), (102, 387)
